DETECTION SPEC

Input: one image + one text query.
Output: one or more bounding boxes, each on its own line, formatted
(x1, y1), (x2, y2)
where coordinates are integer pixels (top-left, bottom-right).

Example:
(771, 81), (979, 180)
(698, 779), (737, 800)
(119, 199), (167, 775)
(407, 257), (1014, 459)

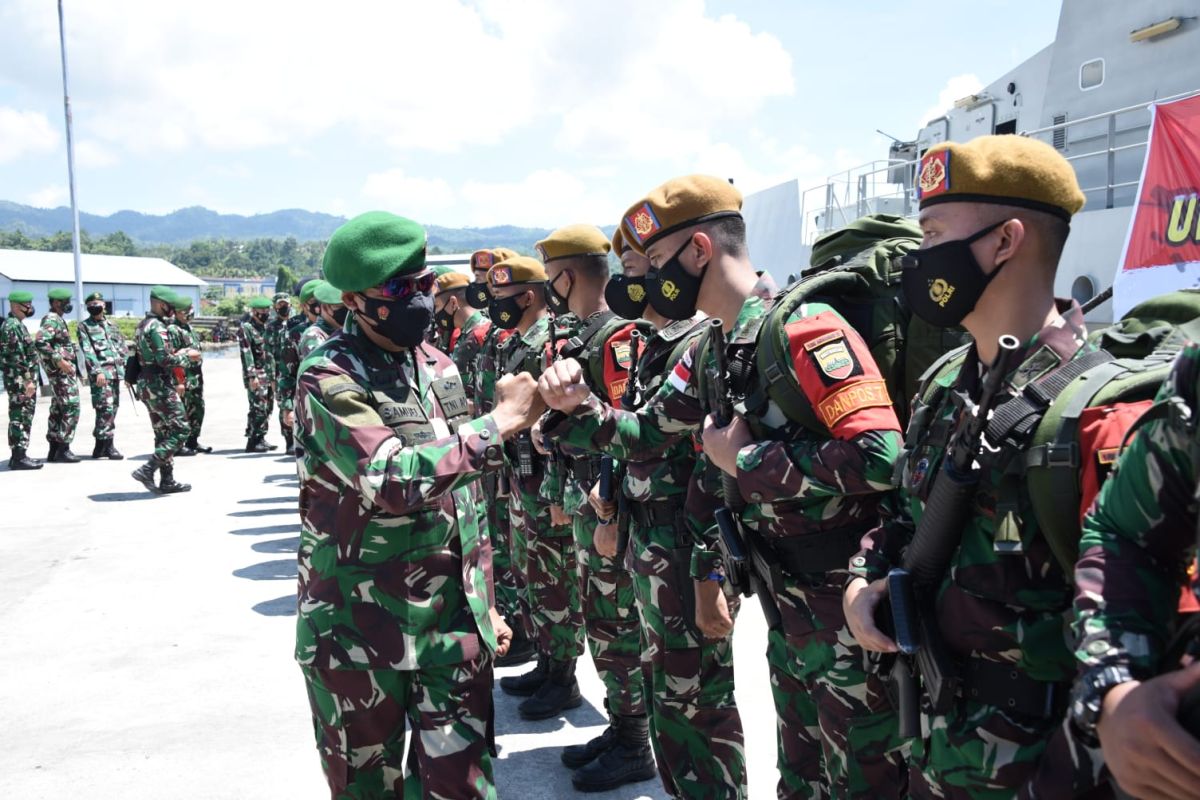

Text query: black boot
(495, 627), (537, 668)
(49, 443), (80, 463)
(177, 440), (197, 457)
(570, 713), (657, 792)
(283, 428), (294, 453)
(92, 440), (105, 459)
(561, 716), (618, 769)
(104, 440), (124, 460)
(518, 659), (582, 720)
(499, 654), (548, 697)
(47, 442), (59, 461)
(188, 436), (212, 454)
(159, 463), (191, 494)
(131, 458), (160, 493)
(246, 436), (268, 453)
(9, 447), (43, 470)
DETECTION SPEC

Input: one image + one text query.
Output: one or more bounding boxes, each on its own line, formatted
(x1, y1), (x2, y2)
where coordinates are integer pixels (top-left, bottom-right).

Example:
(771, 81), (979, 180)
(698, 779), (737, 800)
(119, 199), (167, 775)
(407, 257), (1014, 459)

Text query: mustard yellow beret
(917, 135), (1086, 222)
(536, 224), (611, 263)
(621, 174), (743, 249)
(436, 271), (470, 291)
(488, 256), (547, 288)
(470, 247), (522, 273)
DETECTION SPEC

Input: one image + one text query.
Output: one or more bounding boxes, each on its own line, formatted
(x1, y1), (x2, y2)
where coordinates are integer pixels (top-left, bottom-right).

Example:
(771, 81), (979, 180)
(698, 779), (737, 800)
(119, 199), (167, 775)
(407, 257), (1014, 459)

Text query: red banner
(1115, 94), (1200, 317)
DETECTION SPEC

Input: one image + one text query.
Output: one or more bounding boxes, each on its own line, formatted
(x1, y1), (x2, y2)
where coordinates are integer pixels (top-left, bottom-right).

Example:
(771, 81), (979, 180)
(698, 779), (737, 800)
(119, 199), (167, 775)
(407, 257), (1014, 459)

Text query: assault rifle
(875, 334), (1021, 738)
(703, 318), (782, 629)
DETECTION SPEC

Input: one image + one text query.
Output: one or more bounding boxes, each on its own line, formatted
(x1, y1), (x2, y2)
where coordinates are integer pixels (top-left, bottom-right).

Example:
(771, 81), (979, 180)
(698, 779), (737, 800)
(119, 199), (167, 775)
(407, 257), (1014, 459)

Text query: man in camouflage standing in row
(296, 281), (345, 360)
(2, 290), (43, 470)
(130, 286), (199, 494)
(77, 291), (128, 460)
(265, 291), (297, 451)
(168, 296), (210, 454)
(239, 295), (276, 452)
(35, 287), (81, 463)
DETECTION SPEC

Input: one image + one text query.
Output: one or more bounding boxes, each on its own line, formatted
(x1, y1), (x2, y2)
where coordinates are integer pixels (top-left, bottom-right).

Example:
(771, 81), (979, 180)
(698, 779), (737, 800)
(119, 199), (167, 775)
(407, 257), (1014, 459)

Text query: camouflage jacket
(472, 322), (515, 415)
(545, 296), (902, 583)
(77, 316), (129, 374)
(135, 313), (189, 389)
(451, 310), (491, 407)
(35, 312), (75, 375)
(852, 300), (1093, 683)
(0, 314), (39, 392)
(297, 317), (336, 360)
(497, 314), (557, 502)
(167, 321), (203, 389)
(1074, 340), (1200, 678)
(238, 318), (272, 386)
(275, 315), (308, 411)
(293, 316), (502, 670)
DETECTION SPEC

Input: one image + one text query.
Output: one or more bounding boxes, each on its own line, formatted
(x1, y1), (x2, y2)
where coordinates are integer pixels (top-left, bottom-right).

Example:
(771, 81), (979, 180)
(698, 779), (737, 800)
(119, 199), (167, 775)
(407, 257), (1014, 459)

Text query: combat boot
(131, 457), (160, 493)
(8, 448), (43, 470)
(47, 442), (59, 461)
(103, 440), (124, 460)
(518, 658), (582, 720)
(283, 428), (294, 453)
(158, 464), (191, 494)
(246, 437), (269, 453)
(177, 442), (197, 457)
(495, 627), (536, 668)
(50, 443), (80, 463)
(187, 436), (212, 454)
(500, 654), (549, 697)
(570, 713), (657, 792)
(92, 440), (105, 459)
(561, 711), (618, 768)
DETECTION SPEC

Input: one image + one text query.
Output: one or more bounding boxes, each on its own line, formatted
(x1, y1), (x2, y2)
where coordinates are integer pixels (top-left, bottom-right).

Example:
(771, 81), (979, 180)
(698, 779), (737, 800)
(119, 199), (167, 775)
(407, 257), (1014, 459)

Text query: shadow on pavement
(251, 536), (300, 554)
(252, 594), (297, 617)
(89, 491), (160, 502)
(229, 507), (295, 518)
(233, 558), (297, 581)
(229, 523), (298, 536)
(209, 448), (250, 456)
(263, 473), (298, 483)
(238, 496), (297, 505)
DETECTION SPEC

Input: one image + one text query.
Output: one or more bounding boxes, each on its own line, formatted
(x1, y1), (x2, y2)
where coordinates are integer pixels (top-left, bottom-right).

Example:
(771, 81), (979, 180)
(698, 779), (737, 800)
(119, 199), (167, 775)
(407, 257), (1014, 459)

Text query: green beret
(298, 280), (322, 304)
(173, 295), (193, 310)
(8, 290), (33, 303)
(488, 256), (547, 288)
(48, 287), (73, 301)
(323, 211), (428, 293)
(85, 291), (105, 303)
(313, 281), (344, 305)
(537, 225), (611, 262)
(150, 285), (174, 301)
(622, 175), (743, 250)
(248, 295), (273, 309)
(916, 135), (1086, 222)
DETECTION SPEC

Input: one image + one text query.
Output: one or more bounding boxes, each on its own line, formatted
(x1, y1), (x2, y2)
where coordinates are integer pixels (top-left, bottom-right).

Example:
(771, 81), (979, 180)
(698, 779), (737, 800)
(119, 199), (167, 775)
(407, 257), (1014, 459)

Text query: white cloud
(361, 169), (456, 218)
(75, 139), (118, 168)
(26, 184), (68, 208)
(0, 107), (59, 163)
(919, 73), (984, 128)
(458, 169), (618, 228)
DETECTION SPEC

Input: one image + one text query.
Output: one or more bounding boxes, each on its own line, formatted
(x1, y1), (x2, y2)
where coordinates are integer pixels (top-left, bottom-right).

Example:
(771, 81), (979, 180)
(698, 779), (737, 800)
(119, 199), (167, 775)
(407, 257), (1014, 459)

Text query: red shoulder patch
(601, 322), (637, 408)
(786, 311), (900, 440)
(471, 320), (491, 346)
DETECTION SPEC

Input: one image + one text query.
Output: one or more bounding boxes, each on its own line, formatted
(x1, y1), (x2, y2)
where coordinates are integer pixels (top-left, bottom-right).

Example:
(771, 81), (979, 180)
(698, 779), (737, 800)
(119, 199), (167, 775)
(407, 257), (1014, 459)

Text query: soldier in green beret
(295, 281), (344, 360)
(2, 290), (44, 469)
(77, 291), (129, 459)
(294, 211), (545, 799)
(168, 296), (210, 454)
(239, 295), (276, 452)
(35, 287), (82, 462)
(264, 290), (296, 451)
(130, 286), (200, 493)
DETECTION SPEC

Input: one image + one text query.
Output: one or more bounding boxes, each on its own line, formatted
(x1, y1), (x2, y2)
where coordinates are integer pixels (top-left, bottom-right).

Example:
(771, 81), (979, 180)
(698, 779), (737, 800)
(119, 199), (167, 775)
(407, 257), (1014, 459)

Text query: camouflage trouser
(574, 509), (645, 717)
(629, 521), (746, 799)
(771, 577), (907, 800)
(503, 491), (534, 640)
(6, 385), (35, 450)
(245, 371), (271, 438)
(301, 657), (496, 800)
(87, 366), (121, 440)
(182, 378), (205, 440)
(140, 379), (189, 467)
(909, 699), (1103, 799)
(276, 377), (292, 435)
(484, 480), (522, 631)
(46, 371), (80, 444)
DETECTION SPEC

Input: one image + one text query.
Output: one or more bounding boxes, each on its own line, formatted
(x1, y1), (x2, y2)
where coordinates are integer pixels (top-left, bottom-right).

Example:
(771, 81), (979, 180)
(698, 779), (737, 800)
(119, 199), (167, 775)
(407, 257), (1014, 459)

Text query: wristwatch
(1069, 663), (1134, 747)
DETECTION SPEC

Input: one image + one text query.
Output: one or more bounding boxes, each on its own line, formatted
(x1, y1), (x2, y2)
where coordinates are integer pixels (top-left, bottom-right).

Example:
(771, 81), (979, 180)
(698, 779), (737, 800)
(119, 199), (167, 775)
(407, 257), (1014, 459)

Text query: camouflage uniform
(548, 296), (907, 799)
(238, 315), (273, 441)
(1, 313), (39, 453)
(294, 315), (500, 799)
(297, 317), (337, 360)
(167, 319), (205, 442)
(1073, 340), (1200, 701)
(134, 312), (191, 467)
(77, 315), (129, 442)
(35, 310), (80, 446)
(265, 308), (295, 436)
(852, 301), (1106, 799)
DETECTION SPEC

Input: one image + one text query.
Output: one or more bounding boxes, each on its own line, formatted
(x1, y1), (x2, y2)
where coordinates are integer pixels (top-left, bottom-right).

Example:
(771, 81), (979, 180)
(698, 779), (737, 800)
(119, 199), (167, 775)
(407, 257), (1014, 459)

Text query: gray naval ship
(745, 0), (1199, 324)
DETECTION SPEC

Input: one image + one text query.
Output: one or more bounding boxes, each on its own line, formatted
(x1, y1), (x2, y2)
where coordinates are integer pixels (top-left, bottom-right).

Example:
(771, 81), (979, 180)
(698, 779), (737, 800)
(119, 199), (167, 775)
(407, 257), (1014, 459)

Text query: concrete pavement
(0, 351), (780, 799)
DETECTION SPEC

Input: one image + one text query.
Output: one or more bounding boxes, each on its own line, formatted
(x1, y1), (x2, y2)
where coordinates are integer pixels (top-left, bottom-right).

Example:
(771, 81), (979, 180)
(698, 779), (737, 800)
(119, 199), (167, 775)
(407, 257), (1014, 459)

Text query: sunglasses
(376, 271), (436, 299)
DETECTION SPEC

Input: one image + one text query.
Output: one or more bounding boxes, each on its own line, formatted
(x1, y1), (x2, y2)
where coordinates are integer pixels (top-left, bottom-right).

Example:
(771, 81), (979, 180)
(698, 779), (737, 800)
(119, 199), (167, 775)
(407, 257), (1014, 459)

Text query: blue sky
(0, 0), (1062, 229)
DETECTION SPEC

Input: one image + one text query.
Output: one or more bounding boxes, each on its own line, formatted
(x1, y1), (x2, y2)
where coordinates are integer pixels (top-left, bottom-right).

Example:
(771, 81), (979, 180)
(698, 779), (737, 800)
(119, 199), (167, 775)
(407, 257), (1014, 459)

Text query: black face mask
(56, 301), (73, 315)
(253, 311), (270, 324)
(647, 237), (705, 320)
(331, 306), (349, 327)
(898, 220), (1008, 328)
(276, 305), (290, 318)
(434, 299), (456, 331)
(357, 292), (435, 349)
(490, 293), (528, 330)
(307, 302), (320, 317)
(87, 305), (104, 317)
(22, 304), (35, 316)
(544, 272), (572, 315)
(466, 282), (491, 309)
(604, 274), (648, 320)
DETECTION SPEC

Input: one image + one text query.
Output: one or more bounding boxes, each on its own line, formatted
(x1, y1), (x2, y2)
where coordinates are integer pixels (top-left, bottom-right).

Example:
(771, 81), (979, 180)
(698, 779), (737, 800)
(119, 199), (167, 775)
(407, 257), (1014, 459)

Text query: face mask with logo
(544, 272), (572, 315)
(434, 298), (456, 331)
(647, 236), (705, 320)
(357, 292), (435, 349)
(489, 293), (527, 330)
(898, 220), (1008, 328)
(466, 282), (491, 310)
(604, 274), (648, 320)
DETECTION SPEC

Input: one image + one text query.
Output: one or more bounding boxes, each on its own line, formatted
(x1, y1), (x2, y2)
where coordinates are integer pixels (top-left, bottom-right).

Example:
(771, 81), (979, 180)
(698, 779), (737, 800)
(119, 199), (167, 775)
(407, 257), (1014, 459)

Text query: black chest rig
(351, 341), (471, 447)
(625, 318), (705, 410)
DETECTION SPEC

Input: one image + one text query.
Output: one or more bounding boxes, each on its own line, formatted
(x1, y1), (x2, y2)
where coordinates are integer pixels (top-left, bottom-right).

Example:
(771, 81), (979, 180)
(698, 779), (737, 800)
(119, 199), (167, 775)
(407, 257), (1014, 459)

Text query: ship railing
(799, 88), (1200, 245)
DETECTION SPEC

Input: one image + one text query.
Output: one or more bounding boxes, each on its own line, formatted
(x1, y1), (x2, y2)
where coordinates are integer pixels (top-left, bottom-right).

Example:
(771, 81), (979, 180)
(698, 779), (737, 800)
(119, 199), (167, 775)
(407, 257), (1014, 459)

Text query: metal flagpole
(57, 0), (84, 326)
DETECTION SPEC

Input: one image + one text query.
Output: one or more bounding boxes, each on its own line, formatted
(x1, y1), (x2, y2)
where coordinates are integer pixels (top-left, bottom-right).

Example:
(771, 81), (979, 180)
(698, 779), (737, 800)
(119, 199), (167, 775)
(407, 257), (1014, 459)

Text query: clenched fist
(539, 358), (591, 413)
(493, 373), (547, 439)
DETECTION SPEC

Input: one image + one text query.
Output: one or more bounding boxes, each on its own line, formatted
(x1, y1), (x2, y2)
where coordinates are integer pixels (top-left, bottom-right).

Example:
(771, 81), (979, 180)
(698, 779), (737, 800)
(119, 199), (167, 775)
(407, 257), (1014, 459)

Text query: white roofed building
(0, 249), (206, 318)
